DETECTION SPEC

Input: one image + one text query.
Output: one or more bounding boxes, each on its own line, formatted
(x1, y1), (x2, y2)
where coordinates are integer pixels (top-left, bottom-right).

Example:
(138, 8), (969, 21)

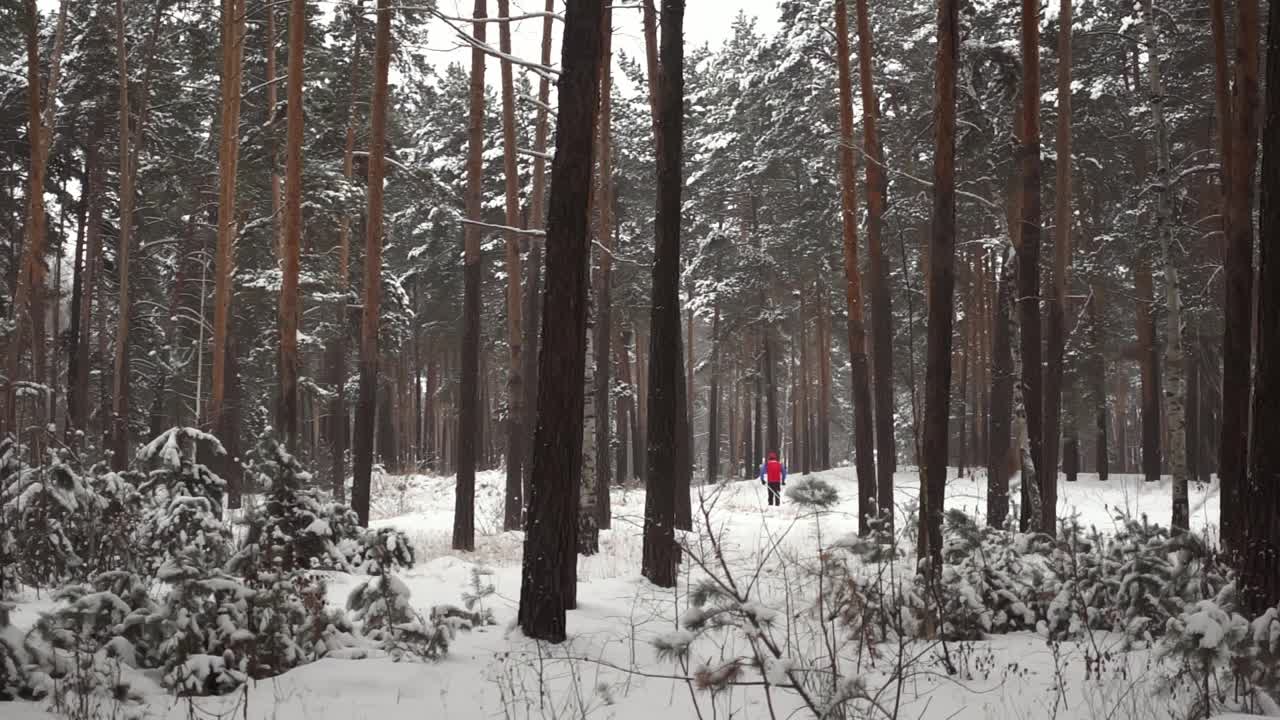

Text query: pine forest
(0, 0), (1278, 718)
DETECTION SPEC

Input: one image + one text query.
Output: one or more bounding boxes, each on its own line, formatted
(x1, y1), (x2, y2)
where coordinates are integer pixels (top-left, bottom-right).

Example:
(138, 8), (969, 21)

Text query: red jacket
(761, 459), (785, 484)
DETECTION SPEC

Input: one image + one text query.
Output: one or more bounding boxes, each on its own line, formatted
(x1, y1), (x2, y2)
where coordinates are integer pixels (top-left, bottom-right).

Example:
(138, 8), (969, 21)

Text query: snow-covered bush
(225, 548), (309, 679)
(79, 466), (143, 577)
(1156, 590), (1280, 716)
(347, 526), (415, 575)
(936, 510), (1054, 639)
(832, 508), (1226, 645)
(1162, 599), (1250, 675)
(27, 570), (160, 669)
(135, 428), (232, 576)
(785, 476), (840, 509)
(344, 527), (456, 661)
(245, 440), (345, 571)
(1, 448), (94, 588)
(347, 572), (451, 661)
(152, 547), (254, 695)
(1074, 514), (1227, 646)
(0, 601), (36, 701)
(224, 441), (365, 678)
(0, 439), (20, 598)
(1240, 605), (1280, 710)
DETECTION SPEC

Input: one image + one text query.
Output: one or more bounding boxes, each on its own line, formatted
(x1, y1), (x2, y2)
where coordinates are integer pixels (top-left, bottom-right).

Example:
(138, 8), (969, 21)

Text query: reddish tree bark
(1043, 0), (1073, 504)
(1242, 0), (1279, 613)
(278, 0), (305, 450)
(641, 0), (686, 590)
(594, 5), (615, 529)
(454, 0), (487, 550)
(352, 0), (391, 527)
(1017, 0), (1048, 529)
(834, 0), (875, 532)
(210, 0), (246, 501)
(919, 0), (959, 570)
(498, 0), (526, 532)
(518, 0), (607, 643)
(1219, 0), (1261, 552)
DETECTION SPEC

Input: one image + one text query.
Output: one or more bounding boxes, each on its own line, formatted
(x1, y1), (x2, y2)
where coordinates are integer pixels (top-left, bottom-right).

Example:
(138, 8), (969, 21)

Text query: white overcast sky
(34, 0), (781, 90)
(423, 1), (780, 87)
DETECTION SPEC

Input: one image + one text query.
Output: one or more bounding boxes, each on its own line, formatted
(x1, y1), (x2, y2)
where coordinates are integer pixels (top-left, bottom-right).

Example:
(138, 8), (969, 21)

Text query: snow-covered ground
(9, 467), (1254, 719)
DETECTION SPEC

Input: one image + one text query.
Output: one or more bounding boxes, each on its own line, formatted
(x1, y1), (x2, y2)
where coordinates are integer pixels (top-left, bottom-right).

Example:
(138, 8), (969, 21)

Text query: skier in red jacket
(759, 452), (787, 506)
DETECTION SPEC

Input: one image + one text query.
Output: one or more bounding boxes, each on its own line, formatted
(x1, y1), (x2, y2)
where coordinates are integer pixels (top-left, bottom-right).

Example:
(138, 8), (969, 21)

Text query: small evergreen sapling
(1, 447), (93, 588)
(153, 547), (254, 695)
(0, 439), (20, 597)
(245, 440), (343, 571)
(135, 428), (232, 575)
(225, 440), (356, 677)
(80, 465), (143, 576)
(0, 601), (36, 701)
(346, 532), (450, 661)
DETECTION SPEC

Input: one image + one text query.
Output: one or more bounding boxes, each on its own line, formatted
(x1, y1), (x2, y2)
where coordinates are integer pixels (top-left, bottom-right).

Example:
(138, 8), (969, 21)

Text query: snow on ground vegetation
(5, 463), (1275, 720)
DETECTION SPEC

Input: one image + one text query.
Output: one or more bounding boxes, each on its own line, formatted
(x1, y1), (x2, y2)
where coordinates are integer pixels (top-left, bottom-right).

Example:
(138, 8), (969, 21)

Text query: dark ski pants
(767, 482), (782, 506)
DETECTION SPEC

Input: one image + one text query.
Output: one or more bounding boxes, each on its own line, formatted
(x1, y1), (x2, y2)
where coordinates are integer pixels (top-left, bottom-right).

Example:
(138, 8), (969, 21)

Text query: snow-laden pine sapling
(1159, 598), (1251, 719)
(135, 427), (233, 577)
(2, 446), (95, 589)
(347, 530), (473, 662)
(0, 600), (35, 701)
(79, 463), (144, 578)
(461, 565), (498, 626)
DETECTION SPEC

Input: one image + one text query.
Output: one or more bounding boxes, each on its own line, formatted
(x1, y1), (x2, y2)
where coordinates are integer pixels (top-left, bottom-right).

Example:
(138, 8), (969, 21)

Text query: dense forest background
(0, 0), (1274, 613)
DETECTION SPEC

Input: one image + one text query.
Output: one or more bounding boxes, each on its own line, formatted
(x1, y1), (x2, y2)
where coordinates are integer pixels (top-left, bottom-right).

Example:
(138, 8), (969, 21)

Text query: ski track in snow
(10, 467), (1248, 720)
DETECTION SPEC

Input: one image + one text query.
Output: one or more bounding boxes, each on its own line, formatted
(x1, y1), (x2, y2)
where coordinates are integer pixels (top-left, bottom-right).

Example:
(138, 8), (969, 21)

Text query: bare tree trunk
(65, 140), (91, 440)
(800, 289), (811, 476)
(1091, 280), (1109, 480)
(5, 0), (66, 438)
(330, 0), (362, 500)
(1115, 372), (1129, 473)
(44, 5), (69, 435)
(1016, 0), (1048, 529)
(1242, 0), (1280, 613)
(764, 329), (779, 454)
(69, 118), (105, 440)
(674, 316), (692, 530)
(1140, 0), (1188, 532)
(352, 0), (391, 527)
(580, 304), (599, 555)
(498, 0), (526, 532)
(108, 0), (135, 469)
(520, 0), (554, 512)
(1011, 247), (1042, 533)
(919, 0), (959, 571)
(957, 266), (970, 476)
(1043, 0), (1072, 505)
(518, 0), (607, 642)
(1136, 255), (1161, 483)
(835, 0), (878, 530)
(594, 5), (615, 528)
(1219, 0), (1261, 553)
(616, 326), (636, 481)
(855, 0), (896, 497)
(278, 0), (304, 451)
(818, 292), (832, 470)
(989, 248), (1015, 527)
(641, 0), (685, 590)
(707, 304), (720, 482)
(454, 0), (487, 551)
(211, 0), (246, 501)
